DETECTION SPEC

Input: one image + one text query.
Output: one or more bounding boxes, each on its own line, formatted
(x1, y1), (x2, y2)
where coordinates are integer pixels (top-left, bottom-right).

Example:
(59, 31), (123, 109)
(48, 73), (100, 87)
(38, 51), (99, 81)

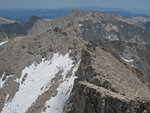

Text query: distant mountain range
(0, 17), (15, 24)
(0, 8), (71, 22)
(0, 16), (51, 35)
(0, 7), (150, 22)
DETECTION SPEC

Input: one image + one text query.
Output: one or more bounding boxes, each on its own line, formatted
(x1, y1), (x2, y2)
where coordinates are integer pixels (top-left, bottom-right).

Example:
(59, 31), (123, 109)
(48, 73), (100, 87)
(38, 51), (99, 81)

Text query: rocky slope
(48, 11), (150, 82)
(0, 29), (84, 113)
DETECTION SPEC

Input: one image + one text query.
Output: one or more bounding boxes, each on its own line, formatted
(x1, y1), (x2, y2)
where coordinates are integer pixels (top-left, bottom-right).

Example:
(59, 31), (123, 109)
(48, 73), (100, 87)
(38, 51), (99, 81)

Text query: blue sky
(0, 0), (150, 10)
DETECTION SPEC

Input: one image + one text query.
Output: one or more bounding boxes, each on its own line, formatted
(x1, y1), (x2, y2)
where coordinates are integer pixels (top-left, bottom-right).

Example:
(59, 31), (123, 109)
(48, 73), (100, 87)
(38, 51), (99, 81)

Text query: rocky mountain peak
(26, 16), (41, 24)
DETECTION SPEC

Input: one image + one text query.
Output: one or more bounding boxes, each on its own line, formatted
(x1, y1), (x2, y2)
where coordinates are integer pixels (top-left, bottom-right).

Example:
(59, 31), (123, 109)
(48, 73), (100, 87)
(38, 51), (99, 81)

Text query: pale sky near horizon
(0, 0), (150, 10)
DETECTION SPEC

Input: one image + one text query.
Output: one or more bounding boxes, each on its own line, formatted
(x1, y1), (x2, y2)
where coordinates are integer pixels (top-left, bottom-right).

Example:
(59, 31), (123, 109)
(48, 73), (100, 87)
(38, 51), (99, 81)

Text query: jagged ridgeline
(0, 11), (150, 113)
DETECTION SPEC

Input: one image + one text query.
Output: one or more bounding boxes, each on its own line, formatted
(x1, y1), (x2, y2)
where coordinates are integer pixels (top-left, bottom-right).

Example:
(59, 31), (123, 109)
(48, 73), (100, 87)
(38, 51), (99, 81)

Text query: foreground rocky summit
(65, 81), (150, 113)
(63, 46), (150, 113)
(0, 11), (150, 113)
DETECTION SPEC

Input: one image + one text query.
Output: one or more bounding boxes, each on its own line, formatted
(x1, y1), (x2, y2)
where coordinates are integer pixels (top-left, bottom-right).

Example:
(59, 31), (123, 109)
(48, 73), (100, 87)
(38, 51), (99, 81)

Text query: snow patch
(79, 24), (83, 27)
(120, 56), (134, 62)
(108, 35), (111, 39)
(42, 60), (80, 113)
(2, 52), (75, 113)
(0, 40), (8, 46)
(0, 73), (13, 88)
(5, 94), (9, 102)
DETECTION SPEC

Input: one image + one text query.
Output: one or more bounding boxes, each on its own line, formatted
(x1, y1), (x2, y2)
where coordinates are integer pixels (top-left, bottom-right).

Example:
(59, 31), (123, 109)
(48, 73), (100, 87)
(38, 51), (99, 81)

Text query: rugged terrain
(0, 11), (150, 113)
(47, 11), (150, 82)
(63, 46), (150, 113)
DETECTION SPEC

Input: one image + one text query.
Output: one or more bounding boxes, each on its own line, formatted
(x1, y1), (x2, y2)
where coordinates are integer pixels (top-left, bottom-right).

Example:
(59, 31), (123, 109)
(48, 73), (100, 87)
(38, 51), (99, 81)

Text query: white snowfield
(79, 24), (83, 27)
(0, 40), (8, 46)
(42, 60), (80, 113)
(2, 52), (80, 113)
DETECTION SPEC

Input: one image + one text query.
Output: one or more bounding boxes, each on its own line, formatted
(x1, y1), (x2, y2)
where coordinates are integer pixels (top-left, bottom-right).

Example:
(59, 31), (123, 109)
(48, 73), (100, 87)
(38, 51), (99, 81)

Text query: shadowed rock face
(64, 82), (150, 113)
(144, 22), (150, 28)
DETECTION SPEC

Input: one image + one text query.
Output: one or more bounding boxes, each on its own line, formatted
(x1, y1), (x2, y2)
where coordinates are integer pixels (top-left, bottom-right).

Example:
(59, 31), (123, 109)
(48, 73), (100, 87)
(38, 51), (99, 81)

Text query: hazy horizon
(0, 0), (150, 10)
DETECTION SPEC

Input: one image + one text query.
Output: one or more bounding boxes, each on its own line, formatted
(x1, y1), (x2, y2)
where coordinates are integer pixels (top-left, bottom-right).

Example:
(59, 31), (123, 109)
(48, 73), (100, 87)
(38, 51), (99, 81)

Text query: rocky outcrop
(64, 81), (150, 113)
(63, 46), (150, 113)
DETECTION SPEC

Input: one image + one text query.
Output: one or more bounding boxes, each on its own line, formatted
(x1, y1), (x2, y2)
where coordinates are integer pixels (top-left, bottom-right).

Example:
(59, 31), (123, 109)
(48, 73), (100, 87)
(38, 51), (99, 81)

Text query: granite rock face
(63, 46), (150, 113)
(64, 82), (150, 113)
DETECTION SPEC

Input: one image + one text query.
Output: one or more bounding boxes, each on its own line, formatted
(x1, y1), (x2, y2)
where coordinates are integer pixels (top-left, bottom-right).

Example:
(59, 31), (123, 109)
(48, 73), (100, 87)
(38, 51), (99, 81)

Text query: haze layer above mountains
(0, 8), (150, 22)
